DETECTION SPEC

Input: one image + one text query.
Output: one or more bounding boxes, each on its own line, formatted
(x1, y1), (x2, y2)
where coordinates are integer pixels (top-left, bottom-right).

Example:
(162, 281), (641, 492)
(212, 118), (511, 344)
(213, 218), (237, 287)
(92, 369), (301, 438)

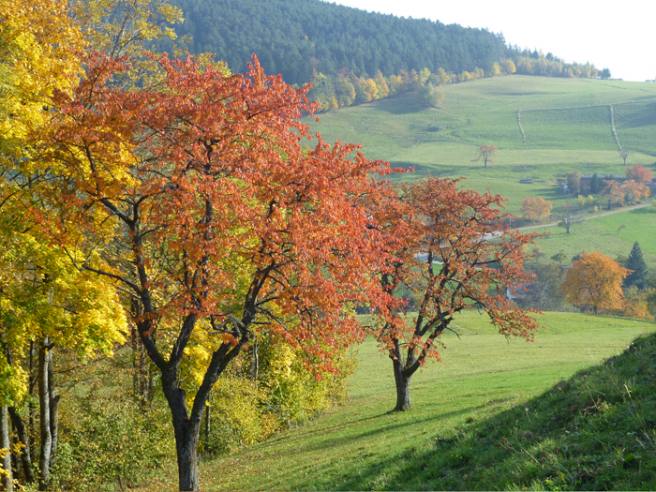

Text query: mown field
(141, 311), (656, 491)
(311, 75), (656, 215)
(310, 75), (656, 262)
(530, 205), (656, 263)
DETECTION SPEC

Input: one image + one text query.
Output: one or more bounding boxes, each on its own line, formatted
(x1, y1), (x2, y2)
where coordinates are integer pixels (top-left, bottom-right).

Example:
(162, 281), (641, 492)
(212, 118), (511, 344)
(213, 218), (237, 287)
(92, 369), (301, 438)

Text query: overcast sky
(331, 0), (654, 81)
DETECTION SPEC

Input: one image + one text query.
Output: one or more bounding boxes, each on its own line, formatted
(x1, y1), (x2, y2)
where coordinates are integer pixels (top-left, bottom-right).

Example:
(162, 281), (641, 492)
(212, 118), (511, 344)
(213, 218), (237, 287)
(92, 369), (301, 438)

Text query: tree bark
(8, 408), (34, 484)
(392, 358), (411, 411)
(38, 339), (52, 490)
(47, 357), (59, 464)
(27, 342), (35, 463)
(249, 339), (259, 380)
(203, 405), (211, 454)
(1, 405), (13, 492)
(174, 421), (199, 492)
(161, 369), (201, 491)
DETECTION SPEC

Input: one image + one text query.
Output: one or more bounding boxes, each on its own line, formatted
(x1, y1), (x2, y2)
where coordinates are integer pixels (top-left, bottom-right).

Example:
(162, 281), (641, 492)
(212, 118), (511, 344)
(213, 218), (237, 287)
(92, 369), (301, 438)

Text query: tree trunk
(174, 421), (199, 492)
(38, 339), (52, 490)
(1, 405), (13, 492)
(27, 342), (35, 463)
(162, 369), (201, 491)
(203, 405), (211, 454)
(392, 358), (411, 411)
(8, 408), (34, 484)
(47, 357), (59, 464)
(249, 339), (259, 380)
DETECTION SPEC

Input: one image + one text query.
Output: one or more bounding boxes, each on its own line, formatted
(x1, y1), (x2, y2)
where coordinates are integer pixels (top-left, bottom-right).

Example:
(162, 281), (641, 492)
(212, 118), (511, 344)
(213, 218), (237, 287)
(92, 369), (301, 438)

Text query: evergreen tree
(164, 0), (595, 86)
(625, 242), (648, 290)
(590, 173), (601, 194)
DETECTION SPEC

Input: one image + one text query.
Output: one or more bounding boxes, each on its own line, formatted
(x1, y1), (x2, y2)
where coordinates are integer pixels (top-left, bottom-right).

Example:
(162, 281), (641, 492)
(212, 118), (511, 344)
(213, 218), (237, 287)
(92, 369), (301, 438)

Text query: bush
(51, 392), (172, 491)
(203, 376), (279, 455)
(201, 335), (354, 456)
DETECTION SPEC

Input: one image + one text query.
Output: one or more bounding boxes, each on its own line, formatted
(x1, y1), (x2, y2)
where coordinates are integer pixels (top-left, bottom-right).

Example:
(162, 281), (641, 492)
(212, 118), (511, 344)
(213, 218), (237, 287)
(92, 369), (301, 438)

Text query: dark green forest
(170, 0), (513, 84)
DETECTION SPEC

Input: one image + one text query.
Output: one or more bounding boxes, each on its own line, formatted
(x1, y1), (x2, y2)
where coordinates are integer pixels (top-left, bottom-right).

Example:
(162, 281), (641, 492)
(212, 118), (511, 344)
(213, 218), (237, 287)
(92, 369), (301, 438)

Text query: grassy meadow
(310, 75), (656, 263)
(141, 311), (656, 491)
(529, 205), (656, 263)
(311, 75), (656, 215)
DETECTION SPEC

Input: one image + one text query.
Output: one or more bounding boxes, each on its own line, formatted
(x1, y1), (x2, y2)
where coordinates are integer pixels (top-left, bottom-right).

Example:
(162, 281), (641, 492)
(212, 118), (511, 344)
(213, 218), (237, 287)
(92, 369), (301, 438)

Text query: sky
(332, 0), (655, 81)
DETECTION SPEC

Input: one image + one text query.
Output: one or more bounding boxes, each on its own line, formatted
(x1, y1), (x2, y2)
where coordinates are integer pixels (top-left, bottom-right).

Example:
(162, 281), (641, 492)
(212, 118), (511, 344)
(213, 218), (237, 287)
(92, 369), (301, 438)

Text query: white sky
(331, 0), (655, 81)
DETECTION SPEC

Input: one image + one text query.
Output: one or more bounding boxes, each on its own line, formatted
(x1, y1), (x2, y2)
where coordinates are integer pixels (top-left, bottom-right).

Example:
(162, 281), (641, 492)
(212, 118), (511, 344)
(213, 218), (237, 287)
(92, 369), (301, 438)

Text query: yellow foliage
(623, 287), (652, 320)
(0, 0), (83, 164)
(0, 228), (127, 405)
(562, 252), (628, 314)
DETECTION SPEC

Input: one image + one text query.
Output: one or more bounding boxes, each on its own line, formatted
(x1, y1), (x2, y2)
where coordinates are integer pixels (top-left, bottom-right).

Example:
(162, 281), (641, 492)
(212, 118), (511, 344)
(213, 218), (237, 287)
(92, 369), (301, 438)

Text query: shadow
(297, 404), (485, 455)
(629, 206), (656, 216)
(615, 102), (656, 129)
(376, 93), (428, 115)
(331, 333), (656, 490)
(389, 162), (470, 178)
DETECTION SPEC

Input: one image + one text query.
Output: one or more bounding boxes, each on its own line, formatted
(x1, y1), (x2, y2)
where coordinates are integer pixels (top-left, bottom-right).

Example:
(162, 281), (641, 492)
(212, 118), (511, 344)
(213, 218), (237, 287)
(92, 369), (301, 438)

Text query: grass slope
(311, 76), (656, 214)
(187, 312), (655, 491)
(311, 75), (656, 261)
(531, 205), (656, 263)
(366, 330), (656, 490)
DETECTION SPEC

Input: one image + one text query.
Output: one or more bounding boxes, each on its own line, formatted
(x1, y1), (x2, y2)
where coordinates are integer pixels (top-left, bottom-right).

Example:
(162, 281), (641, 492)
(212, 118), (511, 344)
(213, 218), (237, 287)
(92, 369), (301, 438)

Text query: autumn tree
(605, 181), (625, 208)
(475, 144), (497, 168)
(627, 165), (654, 184)
(0, 2), (127, 488)
(0, 220), (127, 488)
(70, 0), (183, 59)
(623, 287), (652, 320)
(44, 54), (386, 491)
(623, 180), (651, 204)
(370, 178), (537, 411)
(562, 252), (628, 314)
(521, 196), (553, 223)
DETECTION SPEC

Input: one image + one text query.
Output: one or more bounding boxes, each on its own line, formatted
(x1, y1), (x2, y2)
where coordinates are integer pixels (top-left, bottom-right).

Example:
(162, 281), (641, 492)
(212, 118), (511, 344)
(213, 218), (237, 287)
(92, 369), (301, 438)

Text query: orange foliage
(622, 179), (651, 204)
(623, 287), (652, 320)
(605, 181), (626, 207)
(521, 196), (553, 222)
(627, 165), (653, 184)
(562, 252), (628, 314)
(43, 52), (393, 488)
(371, 178), (538, 381)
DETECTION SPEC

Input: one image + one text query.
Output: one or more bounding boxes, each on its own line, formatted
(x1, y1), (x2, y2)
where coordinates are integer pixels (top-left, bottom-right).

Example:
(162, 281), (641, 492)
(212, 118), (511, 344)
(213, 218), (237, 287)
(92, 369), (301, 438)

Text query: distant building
(556, 175), (656, 195)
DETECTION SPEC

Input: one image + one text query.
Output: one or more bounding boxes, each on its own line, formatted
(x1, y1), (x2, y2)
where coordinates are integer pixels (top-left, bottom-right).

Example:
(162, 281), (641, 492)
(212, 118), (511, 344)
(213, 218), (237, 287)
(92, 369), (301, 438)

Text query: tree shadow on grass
(333, 333), (656, 490)
(297, 404), (486, 455)
(375, 93), (427, 115)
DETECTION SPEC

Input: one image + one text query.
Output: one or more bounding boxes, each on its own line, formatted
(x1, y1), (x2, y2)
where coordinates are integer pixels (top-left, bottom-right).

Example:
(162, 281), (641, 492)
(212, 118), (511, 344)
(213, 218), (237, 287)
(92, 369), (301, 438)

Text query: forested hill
(170, 0), (510, 84)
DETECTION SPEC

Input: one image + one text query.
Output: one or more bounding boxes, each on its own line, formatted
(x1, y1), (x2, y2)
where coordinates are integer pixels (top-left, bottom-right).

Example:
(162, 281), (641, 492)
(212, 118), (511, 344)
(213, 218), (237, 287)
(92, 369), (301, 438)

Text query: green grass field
(168, 311), (656, 491)
(530, 205), (656, 263)
(310, 75), (656, 260)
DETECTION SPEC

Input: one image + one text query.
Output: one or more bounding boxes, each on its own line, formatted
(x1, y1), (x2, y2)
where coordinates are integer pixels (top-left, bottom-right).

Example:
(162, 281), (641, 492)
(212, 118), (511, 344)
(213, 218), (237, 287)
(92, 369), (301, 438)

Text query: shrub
(51, 395), (172, 491)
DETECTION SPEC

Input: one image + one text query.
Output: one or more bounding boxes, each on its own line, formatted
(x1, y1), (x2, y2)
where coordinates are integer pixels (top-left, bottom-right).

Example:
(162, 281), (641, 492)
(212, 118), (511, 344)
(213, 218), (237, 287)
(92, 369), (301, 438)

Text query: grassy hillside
(311, 75), (656, 262)
(531, 205), (656, 263)
(351, 325), (656, 490)
(140, 312), (656, 491)
(312, 75), (656, 214)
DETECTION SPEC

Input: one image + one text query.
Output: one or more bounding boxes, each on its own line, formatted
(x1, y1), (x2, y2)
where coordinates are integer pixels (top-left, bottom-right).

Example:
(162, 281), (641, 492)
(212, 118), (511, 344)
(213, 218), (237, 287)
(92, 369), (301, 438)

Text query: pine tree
(625, 242), (648, 290)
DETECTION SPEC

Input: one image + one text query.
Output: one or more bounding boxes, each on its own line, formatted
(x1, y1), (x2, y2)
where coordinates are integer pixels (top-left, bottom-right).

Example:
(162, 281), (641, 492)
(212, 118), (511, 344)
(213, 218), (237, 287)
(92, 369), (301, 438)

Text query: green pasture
(310, 75), (656, 256)
(185, 311), (656, 491)
(531, 204), (656, 263)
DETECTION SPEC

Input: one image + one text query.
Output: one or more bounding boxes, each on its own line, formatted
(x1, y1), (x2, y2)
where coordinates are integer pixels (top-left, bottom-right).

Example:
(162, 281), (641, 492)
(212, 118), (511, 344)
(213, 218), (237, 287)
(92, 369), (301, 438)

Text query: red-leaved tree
(44, 53), (388, 490)
(370, 178), (538, 411)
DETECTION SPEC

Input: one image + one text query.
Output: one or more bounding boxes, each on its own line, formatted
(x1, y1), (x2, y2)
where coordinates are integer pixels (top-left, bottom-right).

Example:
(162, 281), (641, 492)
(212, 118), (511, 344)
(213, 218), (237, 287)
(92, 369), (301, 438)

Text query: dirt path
(517, 202), (652, 232)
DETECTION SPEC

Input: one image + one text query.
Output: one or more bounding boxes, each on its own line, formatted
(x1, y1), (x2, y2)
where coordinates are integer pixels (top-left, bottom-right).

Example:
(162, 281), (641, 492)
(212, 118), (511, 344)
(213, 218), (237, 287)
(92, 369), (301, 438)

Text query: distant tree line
(166, 0), (606, 108)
